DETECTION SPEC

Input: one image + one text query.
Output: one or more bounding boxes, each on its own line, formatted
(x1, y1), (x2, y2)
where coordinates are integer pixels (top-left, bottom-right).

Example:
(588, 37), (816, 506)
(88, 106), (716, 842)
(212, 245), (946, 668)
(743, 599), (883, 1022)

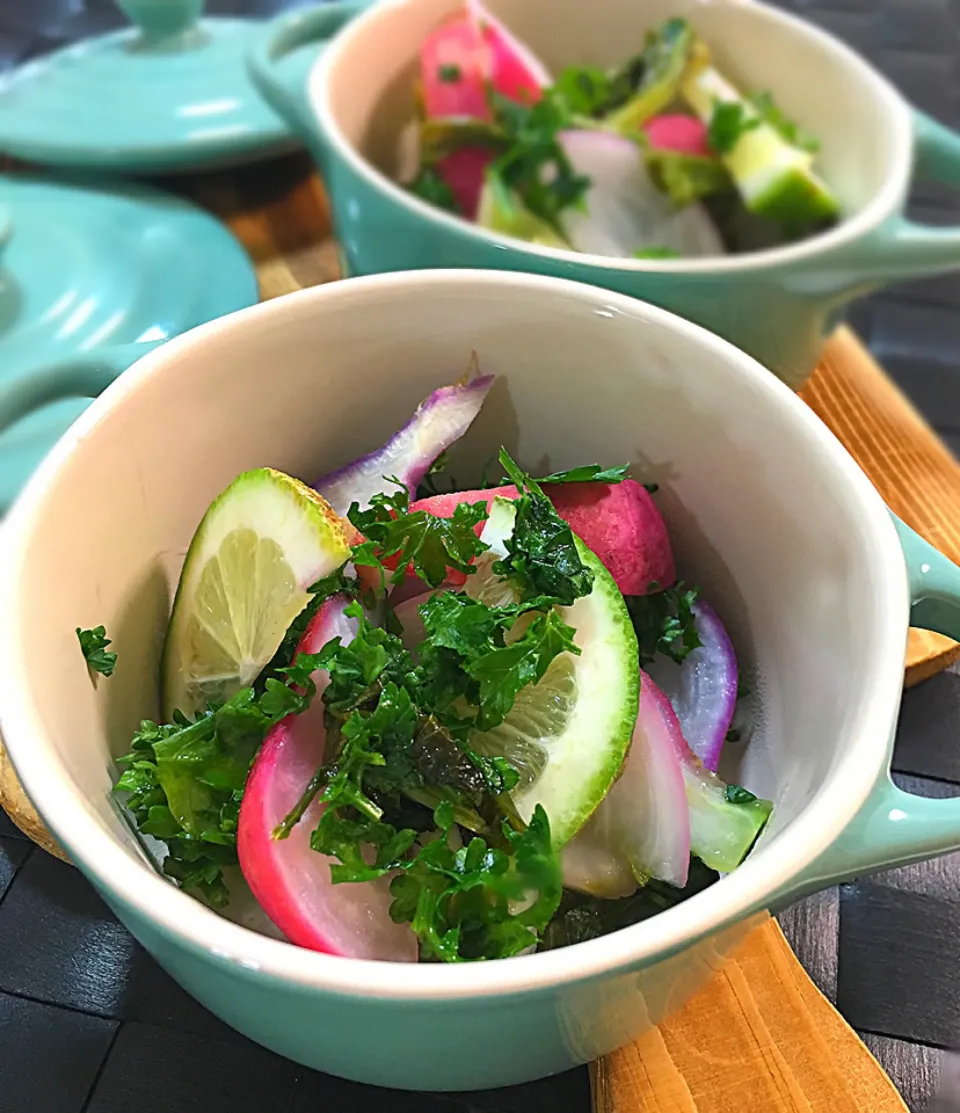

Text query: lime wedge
(162, 468), (351, 719)
(468, 499), (640, 847)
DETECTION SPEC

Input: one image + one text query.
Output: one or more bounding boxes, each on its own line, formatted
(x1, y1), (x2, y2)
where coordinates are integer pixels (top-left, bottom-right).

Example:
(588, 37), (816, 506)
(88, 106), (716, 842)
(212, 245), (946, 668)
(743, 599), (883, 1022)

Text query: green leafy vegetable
(437, 63), (461, 84)
(347, 481), (489, 589)
(605, 18), (698, 133)
(633, 246), (681, 260)
(626, 584), (702, 665)
(496, 449), (595, 606)
(485, 92), (591, 240)
(538, 463), (630, 484)
(644, 148), (733, 206)
(407, 166), (460, 214)
(749, 90), (818, 153)
(76, 625), (117, 677)
(707, 100), (760, 155)
(725, 784), (758, 805)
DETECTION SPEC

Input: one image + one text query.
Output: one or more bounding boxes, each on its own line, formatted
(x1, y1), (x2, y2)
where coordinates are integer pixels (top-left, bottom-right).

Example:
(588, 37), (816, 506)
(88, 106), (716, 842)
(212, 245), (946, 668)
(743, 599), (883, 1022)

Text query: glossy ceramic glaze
(0, 173), (257, 510)
(250, 0), (960, 389)
(0, 0), (309, 172)
(3, 271), (960, 1090)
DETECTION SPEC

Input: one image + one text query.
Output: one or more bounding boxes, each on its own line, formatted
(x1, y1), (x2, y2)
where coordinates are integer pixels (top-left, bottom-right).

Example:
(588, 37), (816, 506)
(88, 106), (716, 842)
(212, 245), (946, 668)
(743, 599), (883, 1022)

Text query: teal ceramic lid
(0, 0), (315, 172)
(0, 172), (258, 509)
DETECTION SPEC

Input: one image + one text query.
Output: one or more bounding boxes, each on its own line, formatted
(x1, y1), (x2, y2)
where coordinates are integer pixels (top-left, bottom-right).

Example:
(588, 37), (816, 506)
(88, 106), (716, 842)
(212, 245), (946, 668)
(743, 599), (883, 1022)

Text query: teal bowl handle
(783, 516), (960, 903)
(247, 3), (368, 151)
(847, 111), (960, 284)
(0, 340), (164, 435)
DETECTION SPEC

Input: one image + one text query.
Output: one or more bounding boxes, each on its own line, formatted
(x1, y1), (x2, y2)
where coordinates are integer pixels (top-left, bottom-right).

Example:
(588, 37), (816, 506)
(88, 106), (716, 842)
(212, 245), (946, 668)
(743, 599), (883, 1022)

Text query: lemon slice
(468, 498), (639, 847)
(162, 468), (351, 719)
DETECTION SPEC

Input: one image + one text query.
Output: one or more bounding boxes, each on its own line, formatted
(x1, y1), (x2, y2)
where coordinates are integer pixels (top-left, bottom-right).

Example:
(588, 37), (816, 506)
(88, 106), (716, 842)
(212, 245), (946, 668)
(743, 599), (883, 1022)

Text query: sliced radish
(645, 114), (711, 157)
(314, 375), (494, 515)
(237, 600), (418, 961)
(411, 479), (673, 596)
(643, 673), (771, 875)
(465, 0), (551, 104)
(647, 600), (738, 771)
(557, 129), (724, 258)
(437, 146), (495, 219)
(546, 480), (675, 595)
(563, 671), (691, 895)
(420, 14), (493, 120)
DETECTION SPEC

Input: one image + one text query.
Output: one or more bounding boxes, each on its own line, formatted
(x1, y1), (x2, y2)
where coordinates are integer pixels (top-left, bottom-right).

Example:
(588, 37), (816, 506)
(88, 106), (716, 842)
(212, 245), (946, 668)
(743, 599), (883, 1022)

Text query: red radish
(237, 600), (418, 961)
(644, 114), (711, 157)
(314, 375), (494, 516)
(547, 480), (675, 595)
(466, 0), (551, 105)
(437, 146), (494, 219)
(563, 671), (691, 894)
(420, 15), (492, 120)
(411, 480), (675, 595)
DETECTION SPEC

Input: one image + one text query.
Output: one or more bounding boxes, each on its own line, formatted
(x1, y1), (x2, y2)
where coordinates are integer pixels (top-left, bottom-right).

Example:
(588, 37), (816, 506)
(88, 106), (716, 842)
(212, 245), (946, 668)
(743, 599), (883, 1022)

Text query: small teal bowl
(250, 0), (960, 390)
(3, 270), (960, 1090)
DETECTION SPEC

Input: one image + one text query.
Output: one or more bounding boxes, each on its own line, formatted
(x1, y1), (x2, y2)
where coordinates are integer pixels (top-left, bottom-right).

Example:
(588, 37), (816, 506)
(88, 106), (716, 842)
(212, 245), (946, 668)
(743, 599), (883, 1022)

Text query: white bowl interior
(327, 0), (908, 232)
(2, 273), (905, 974)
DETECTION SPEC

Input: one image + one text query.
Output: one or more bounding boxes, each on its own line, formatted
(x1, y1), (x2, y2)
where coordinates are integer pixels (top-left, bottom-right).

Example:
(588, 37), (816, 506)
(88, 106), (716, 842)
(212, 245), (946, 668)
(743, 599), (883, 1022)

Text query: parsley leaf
(496, 449), (595, 606)
(626, 584), (702, 665)
(749, 90), (819, 153)
(347, 483), (489, 589)
(407, 166), (460, 214)
(437, 63), (461, 84)
(725, 784), (758, 805)
(644, 148), (733, 206)
(76, 625), (117, 677)
(485, 92), (591, 240)
(707, 101), (760, 156)
(539, 463), (630, 484)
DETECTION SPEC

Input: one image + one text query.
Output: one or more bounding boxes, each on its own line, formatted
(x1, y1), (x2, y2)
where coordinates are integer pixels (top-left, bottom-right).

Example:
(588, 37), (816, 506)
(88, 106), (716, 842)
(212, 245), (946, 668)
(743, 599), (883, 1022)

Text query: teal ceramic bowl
(250, 0), (960, 390)
(2, 270), (960, 1090)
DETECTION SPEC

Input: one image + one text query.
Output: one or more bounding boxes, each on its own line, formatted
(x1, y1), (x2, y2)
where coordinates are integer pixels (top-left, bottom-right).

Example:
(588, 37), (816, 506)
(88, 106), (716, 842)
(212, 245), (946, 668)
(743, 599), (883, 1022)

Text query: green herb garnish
(437, 63), (461, 84)
(76, 625), (117, 677)
(725, 784), (758, 805)
(749, 91), (818, 153)
(626, 584), (702, 665)
(707, 100), (760, 156)
(407, 166), (460, 214)
(539, 463), (630, 484)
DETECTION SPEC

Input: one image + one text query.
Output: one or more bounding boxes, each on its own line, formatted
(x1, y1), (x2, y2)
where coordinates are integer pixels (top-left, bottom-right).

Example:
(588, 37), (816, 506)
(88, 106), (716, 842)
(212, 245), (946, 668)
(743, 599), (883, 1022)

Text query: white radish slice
(647, 600), (738, 772)
(314, 375), (494, 515)
(563, 672), (691, 896)
(558, 130), (725, 259)
(237, 599), (418, 961)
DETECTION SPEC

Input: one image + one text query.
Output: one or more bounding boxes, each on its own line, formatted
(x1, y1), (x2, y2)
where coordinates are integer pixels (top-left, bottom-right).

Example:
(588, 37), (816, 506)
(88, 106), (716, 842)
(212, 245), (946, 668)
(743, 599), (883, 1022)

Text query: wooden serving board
(0, 152), (955, 1111)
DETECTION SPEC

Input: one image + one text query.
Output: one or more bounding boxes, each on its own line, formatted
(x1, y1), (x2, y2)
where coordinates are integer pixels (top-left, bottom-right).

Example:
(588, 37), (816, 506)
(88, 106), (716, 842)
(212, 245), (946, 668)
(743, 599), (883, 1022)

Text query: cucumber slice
(162, 467), (351, 719)
(681, 65), (839, 224)
(468, 498), (640, 846)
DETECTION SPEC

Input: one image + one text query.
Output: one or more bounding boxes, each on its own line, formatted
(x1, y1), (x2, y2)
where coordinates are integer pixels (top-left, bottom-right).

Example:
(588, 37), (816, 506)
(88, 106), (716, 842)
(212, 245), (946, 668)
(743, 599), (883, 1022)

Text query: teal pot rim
(0, 271), (925, 1002)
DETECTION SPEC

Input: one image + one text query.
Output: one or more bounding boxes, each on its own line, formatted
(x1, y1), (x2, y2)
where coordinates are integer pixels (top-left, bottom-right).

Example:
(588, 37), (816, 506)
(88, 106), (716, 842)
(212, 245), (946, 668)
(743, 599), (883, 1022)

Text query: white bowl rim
(0, 269), (909, 1001)
(309, 0), (914, 276)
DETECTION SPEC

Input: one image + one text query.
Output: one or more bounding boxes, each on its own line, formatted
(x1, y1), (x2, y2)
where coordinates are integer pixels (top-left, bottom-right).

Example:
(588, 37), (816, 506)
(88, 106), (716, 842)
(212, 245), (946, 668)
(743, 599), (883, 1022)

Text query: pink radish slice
(646, 600), (738, 772)
(237, 600), (418, 961)
(411, 480), (674, 596)
(420, 15), (493, 120)
(466, 0), (551, 104)
(437, 146), (494, 219)
(644, 114), (711, 157)
(557, 129), (724, 258)
(563, 671), (691, 895)
(643, 673), (771, 876)
(546, 480), (675, 595)
(314, 375), (494, 516)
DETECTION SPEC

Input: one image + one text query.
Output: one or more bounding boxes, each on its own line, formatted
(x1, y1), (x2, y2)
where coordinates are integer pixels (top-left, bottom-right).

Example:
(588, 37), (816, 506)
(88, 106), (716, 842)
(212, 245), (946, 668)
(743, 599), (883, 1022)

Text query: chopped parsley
(437, 63), (461, 84)
(538, 463), (630, 484)
(707, 100), (760, 156)
(406, 166), (460, 214)
(626, 583), (702, 666)
(76, 625), (117, 677)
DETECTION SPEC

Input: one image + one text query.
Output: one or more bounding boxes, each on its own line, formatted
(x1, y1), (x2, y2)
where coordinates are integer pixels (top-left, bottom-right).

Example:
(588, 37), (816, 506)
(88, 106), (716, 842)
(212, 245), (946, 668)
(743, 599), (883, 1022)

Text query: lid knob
(116, 0), (205, 48)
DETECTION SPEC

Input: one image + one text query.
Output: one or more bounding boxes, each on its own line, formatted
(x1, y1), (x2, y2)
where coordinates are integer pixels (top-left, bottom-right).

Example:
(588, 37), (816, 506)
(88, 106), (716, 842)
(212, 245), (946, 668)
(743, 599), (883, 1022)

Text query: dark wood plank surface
(5, 0), (960, 1110)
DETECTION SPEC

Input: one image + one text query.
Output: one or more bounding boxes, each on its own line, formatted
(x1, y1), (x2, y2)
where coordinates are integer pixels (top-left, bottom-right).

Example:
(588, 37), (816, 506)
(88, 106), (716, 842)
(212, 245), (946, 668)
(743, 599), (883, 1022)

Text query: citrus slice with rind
(161, 467), (351, 719)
